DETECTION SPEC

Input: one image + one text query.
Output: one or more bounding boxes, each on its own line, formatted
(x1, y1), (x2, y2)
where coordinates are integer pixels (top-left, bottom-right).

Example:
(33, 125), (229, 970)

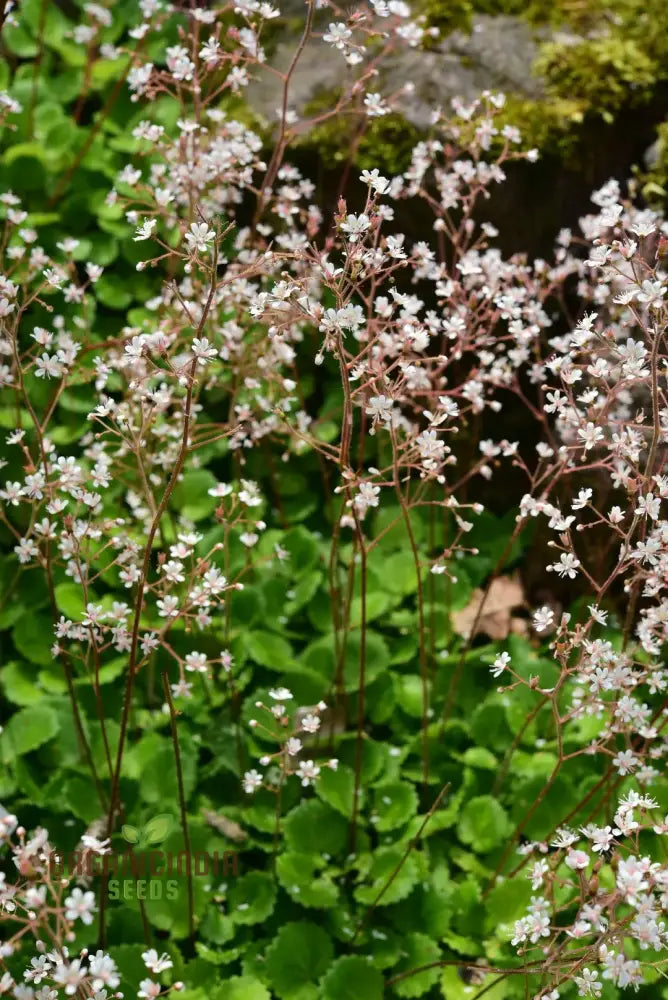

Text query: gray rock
(247, 14), (547, 133)
(644, 138), (661, 169)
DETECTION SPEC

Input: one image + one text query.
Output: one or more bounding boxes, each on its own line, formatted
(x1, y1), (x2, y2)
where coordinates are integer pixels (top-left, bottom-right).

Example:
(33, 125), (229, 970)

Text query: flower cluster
(244, 688), (339, 793)
(0, 815), (181, 999)
(512, 792), (666, 996)
(0, 0), (666, 996)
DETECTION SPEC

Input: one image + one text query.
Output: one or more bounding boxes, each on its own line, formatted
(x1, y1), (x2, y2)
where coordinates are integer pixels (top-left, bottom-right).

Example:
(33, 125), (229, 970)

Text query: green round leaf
(315, 765), (358, 818)
(283, 799), (348, 857)
(244, 630), (294, 672)
(457, 795), (511, 854)
(301, 630), (389, 692)
(171, 469), (219, 521)
(219, 976), (270, 1000)
(393, 932), (441, 998)
(228, 871), (277, 925)
(0, 704), (60, 761)
(12, 614), (54, 665)
(95, 274), (133, 309)
(275, 853), (339, 909)
(320, 957), (383, 1000)
(0, 662), (42, 706)
(55, 582), (88, 619)
(354, 849), (420, 906)
(373, 782), (419, 831)
(265, 922), (333, 998)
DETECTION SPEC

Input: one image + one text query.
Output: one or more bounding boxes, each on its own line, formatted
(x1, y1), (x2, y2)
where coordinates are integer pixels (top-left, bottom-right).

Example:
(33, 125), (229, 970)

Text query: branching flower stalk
(0, 1), (666, 997)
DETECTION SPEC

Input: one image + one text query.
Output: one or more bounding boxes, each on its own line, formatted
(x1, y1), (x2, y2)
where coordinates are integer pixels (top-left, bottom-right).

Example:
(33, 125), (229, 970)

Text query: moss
(495, 95), (586, 158)
(421, 0), (559, 36)
(535, 37), (655, 113)
(356, 116), (425, 174)
(295, 112), (421, 175)
(421, 0), (668, 160)
(295, 84), (423, 176)
(634, 119), (668, 207)
(259, 0), (668, 180)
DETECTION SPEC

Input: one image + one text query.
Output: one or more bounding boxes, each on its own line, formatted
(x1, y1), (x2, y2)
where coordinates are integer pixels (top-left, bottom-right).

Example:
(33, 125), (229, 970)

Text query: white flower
(585, 245), (611, 268)
(296, 759), (320, 786)
(185, 222), (215, 254)
(88, 952), (119, 991)
(208, 482), (233, 497)
(243, 769), (263, 794)
(572, 488), (592, 510)
(577, 422), (604, 452)
(192, 337), (217, 364)
(14, 538), (38, 564)
(82, 603), (107, 626)
(141, 951), (173, 975)
(360, 169), (390, 194)
(64, 887), (97, 925)
(354, 482), (380, 513)
(185, 652), (208, 674)
(171, 679), (192, 698)
(584, 825), (613, 853)
(636, 279), (665, 310)
(24, 958), (50, 985)
(53, 960), (86, 995)
(156, 596), (179, 617)
(565, 849), (590, 871)
(269, 687), (293, 701)
(137, 980), (161, 1000)
(364, 93), (388, 117)
(528, 860), (549, 889)
(613, 750), (638, 775)
(199, 38), (221, 64)
(238, 480), (262, 506)
(533, 606), (555, 633)
(133, 219), (156, 241)
(366, 394), (394, 424)
(490, 651), (510, 678)
(635, 493), (661, 520)
(323, 22), (351, 48)
(587, 604), (608, 625)
(549, 553), (580, 579)
(35, 353), (63, 379)
(340, 213), (370, 242)
(81, 835), (111, 854)
(574, 969), (601, 998)
(300, 713), (320, 734)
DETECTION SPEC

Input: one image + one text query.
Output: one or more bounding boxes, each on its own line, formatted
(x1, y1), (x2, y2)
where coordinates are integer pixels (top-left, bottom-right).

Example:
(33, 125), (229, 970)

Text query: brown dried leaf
(452, 573), (526, 640)
(201, 810), (247, 842)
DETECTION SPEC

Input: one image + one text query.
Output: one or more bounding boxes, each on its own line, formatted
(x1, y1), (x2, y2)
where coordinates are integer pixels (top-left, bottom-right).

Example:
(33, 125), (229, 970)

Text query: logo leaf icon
(142, 814), (173, 845)
(122, 824), (140, 844)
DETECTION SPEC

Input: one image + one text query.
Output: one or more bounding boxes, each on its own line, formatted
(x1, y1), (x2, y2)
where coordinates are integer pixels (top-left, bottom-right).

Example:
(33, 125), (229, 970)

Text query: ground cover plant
(0, 1), (666, 999)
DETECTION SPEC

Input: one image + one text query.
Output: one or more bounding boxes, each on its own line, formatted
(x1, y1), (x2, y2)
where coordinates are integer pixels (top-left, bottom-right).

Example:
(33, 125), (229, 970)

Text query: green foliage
(535, 36), (655, 114)
(264, 922), (334, 998)
(320, 956), (384, 1000)
(637, 118), (668, 205)
(0, 2), (663, 998)
(299, 101), (423, 175)
(0, 703), (60, 760)
(420, 0), (557, 37)
(457, 795), (512, 853)
(418, 0), (668, 161)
